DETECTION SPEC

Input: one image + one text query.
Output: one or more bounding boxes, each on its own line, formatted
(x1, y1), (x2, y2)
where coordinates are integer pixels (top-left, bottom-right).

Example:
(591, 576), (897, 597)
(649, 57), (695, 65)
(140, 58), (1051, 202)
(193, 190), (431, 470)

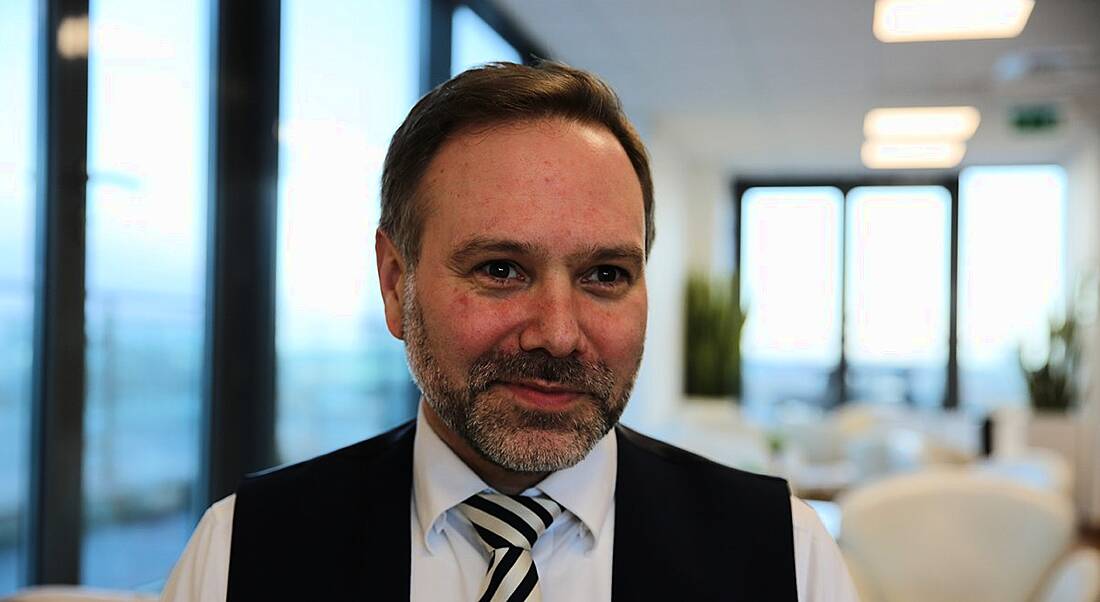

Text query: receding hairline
(406, 115), (648, 256)
(379, 61), (656, 266)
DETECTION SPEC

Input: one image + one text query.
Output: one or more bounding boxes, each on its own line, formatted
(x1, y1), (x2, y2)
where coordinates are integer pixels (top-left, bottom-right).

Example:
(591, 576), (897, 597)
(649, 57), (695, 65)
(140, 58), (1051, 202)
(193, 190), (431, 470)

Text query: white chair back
(839, 470), (1075, 602)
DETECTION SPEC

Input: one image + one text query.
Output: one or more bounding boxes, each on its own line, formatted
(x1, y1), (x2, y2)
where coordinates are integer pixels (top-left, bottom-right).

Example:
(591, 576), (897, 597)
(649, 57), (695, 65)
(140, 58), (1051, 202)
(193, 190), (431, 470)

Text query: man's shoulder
(611, 427), (792, 501)
(615, 424), (788, 488)
(228, 423), (415, 597)
(238, 420), (415, 493)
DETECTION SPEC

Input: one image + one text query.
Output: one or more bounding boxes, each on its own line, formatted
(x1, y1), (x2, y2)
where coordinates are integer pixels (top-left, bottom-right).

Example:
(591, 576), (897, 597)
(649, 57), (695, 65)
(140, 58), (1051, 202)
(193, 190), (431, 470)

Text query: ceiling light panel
(874, 0), (1035, 43)
(864, 106), (981, 141)
(861, 140), (967, 169)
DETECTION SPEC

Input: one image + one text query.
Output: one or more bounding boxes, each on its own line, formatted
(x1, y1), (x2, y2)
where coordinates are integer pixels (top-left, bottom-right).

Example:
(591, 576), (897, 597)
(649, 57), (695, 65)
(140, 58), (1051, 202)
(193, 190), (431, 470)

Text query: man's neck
(422, 402), (548, 495)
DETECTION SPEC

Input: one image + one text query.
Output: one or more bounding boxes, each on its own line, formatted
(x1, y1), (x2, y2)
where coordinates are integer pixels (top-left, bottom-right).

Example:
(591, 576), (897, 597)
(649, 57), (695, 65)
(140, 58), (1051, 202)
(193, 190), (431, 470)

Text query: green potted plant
(1021, 314), (1079, 413)
(683, 272), (746, 401)
(1018, 310), (1083, 475)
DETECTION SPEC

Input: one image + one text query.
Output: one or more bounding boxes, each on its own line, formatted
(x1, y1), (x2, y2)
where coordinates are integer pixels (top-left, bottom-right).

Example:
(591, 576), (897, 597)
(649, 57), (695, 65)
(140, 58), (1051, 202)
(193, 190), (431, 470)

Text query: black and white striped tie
(458, 492), (564, 602)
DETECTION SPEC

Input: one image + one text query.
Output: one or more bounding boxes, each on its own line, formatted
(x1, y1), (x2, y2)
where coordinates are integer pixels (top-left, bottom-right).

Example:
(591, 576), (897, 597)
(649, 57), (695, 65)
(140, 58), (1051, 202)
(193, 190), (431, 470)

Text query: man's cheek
(587, 308), (646, 355)
(435, 298), (524, 354)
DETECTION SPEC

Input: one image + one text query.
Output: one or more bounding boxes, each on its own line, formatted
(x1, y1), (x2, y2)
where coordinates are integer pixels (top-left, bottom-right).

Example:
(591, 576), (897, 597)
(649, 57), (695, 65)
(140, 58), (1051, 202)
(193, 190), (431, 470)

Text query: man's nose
(518, 278), (584, 358)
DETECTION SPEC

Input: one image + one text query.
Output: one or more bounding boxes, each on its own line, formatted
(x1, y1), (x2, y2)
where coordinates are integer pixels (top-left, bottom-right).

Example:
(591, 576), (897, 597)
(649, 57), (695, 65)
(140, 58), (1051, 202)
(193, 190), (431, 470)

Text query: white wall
(1065, 119), (1100, 526)
(622, 134), (687, 430)
(682, 160), (736, 276)
(623, 132), (734, 431)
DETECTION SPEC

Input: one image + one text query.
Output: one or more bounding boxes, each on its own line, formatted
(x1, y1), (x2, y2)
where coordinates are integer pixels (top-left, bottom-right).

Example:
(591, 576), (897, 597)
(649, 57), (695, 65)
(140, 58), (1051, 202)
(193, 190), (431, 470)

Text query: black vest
(228, 422), (797, 601)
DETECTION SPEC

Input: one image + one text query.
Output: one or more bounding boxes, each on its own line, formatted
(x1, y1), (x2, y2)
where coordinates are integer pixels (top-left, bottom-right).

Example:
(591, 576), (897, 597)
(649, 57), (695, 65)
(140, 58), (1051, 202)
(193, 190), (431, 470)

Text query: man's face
(390, 117), (648, 472)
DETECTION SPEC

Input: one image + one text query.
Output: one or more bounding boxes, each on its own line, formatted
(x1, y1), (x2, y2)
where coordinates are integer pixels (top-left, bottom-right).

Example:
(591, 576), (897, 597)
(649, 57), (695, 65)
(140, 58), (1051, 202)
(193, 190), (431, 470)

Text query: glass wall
(82, 0), (209, 588)
(276, 0), (420, 464)
(0, 1), (37, 594)
(959, 165), (1067, 411)
(740, 187), (844, 408)
(451, 4), (522, 75)
(3, 0), (535, 591)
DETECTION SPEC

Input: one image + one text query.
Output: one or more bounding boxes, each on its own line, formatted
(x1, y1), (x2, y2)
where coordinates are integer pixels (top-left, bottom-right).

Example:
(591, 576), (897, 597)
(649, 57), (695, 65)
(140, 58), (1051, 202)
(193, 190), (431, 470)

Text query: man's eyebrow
(448, 237), (546, 267)
(447, 237), (645, 270)
(567, 244), (646, 269)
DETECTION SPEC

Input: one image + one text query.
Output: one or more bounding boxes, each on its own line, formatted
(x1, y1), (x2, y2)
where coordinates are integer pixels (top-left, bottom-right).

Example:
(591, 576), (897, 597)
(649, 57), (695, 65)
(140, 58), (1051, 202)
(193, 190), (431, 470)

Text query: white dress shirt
(161, 405), (858, 601)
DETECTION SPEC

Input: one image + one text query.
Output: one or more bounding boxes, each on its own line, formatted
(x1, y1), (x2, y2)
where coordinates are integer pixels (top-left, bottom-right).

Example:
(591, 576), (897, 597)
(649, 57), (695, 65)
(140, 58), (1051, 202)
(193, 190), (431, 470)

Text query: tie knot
(459, 492), (563, 552)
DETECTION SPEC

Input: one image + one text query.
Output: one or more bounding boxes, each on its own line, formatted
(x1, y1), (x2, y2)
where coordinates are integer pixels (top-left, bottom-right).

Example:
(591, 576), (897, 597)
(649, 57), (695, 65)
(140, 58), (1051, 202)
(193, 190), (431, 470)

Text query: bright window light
(874, 0), (1035, 42)
(864, 106), (981, 141)
(959, 165), (1066, 411)
(861, 140), (966, 169)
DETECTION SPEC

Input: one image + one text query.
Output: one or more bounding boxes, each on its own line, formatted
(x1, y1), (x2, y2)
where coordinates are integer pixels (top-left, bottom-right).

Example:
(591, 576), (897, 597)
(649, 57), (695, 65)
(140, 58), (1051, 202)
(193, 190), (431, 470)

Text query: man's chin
(475, 428), (595, 473)
(464, 399), (615, 472)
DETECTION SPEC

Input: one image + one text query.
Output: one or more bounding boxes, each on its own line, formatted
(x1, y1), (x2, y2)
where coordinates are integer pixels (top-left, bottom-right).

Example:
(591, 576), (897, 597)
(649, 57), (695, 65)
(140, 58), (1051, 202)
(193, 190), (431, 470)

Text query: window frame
(732, 174), (961, 409)
(423, 0), (549, 91)
(27, 0), (90, 585)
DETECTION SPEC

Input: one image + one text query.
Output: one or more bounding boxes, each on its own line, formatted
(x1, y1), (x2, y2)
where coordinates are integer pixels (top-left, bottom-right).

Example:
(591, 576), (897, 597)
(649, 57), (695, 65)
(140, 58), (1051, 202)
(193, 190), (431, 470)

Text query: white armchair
(837, 470), (1100, 602)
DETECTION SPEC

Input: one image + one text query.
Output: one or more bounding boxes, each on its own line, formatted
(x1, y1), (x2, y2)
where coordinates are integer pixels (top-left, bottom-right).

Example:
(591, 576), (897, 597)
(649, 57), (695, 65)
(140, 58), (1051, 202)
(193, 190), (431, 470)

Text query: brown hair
(379, 60), (654, 265)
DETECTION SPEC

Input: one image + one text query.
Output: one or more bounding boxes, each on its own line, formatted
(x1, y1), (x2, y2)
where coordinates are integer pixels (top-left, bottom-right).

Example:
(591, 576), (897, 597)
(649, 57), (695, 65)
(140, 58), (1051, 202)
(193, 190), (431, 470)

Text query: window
(82, 0), (210, 588)
(0, 0), (37, 594)
(959, 165), (1067, 411)
(738, 170), (1067, 411)
(740, 187), (844, 408)
(451, 5), (521, 75)
(276, 0), (420, 464)
(738, 183), (952, 409)
(845, 186), (950, 407)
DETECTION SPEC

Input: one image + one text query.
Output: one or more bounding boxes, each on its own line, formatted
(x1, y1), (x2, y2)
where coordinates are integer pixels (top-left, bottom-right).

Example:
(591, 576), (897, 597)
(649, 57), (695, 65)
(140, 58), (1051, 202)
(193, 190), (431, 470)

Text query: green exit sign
(1011, 105), (1060, 132)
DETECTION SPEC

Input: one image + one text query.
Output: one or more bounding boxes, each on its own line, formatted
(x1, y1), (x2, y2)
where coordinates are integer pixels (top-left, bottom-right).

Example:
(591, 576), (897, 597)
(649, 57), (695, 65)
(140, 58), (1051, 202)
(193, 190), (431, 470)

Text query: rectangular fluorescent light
(874, 0), (1035, 42)
(864, 106), (981, 141)
(862, 140), (967, 169)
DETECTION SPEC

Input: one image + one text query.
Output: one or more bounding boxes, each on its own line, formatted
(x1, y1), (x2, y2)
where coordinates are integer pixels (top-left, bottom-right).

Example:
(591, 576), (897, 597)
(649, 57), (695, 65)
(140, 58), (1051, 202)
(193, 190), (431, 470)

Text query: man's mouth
(497, 379), (587, 410)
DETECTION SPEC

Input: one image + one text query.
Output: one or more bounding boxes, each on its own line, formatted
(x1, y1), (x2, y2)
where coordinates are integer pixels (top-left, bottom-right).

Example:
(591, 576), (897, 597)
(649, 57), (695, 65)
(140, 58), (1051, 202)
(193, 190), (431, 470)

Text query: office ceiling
(498, 0), (1100, 173)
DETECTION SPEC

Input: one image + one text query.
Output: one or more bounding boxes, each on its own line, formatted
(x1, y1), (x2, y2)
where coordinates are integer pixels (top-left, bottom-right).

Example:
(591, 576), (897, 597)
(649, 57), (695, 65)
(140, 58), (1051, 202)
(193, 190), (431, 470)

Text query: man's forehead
(418, 117), (647, 257)
(425, 117), (636, 188)
(447, 115), (614, 150)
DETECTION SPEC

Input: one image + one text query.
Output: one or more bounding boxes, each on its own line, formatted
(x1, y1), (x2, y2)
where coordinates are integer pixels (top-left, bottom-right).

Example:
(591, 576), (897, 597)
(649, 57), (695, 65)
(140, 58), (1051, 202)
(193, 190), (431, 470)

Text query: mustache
(466, 350), (616, 400)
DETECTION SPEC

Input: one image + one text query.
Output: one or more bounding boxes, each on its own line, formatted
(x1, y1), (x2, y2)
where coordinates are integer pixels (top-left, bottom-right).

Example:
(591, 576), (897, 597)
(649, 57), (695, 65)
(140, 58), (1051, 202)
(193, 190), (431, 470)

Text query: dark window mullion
(423, 0), (454, 92)
(836, 186), (852, 407)
(946, 176), (960, 409)
(198, 0), (281, 512)
(459, 0), (550, 63)
(27, 0), (90, 586)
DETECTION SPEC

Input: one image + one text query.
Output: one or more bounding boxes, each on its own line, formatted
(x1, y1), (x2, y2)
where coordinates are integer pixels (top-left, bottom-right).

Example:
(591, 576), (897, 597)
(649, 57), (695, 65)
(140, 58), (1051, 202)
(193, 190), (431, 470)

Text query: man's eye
(584, 266), (627, 286)
(479, 261), (520, 281)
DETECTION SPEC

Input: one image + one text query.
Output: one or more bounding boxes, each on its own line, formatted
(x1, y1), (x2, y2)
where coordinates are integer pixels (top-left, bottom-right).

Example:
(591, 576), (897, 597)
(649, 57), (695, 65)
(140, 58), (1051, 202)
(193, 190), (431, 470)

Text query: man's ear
(375, 229), (407, 340)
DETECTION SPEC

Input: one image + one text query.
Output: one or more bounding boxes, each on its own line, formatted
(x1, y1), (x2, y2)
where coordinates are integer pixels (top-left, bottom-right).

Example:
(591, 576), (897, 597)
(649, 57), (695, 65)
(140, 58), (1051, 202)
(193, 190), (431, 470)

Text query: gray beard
(400, 273), (637, 472)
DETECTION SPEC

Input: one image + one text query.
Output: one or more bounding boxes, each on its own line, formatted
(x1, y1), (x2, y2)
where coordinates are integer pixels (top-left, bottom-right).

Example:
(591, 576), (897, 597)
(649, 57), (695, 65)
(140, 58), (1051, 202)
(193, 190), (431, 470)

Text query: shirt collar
(412, 401), (617, 553)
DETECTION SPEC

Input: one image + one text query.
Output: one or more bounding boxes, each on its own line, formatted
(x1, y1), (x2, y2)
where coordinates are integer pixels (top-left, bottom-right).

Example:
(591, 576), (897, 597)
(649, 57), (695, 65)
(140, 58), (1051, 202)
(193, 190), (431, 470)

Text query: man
(162, 61), (857, 601)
